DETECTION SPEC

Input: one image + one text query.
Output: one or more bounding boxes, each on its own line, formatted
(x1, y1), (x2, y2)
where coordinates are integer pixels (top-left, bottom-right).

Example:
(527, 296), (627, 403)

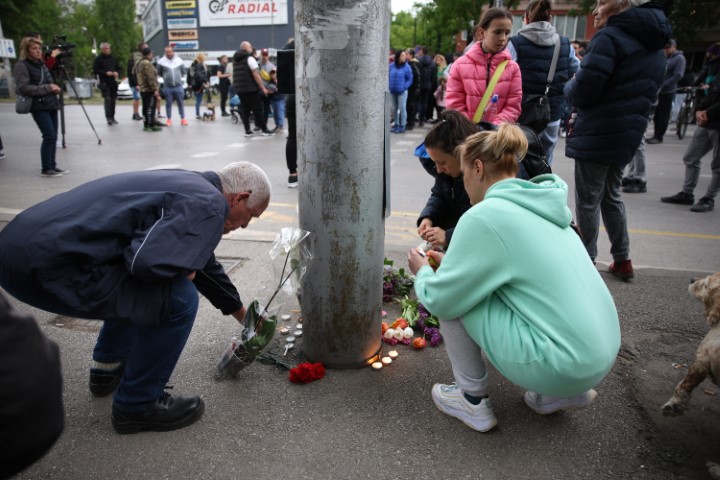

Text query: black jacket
(418, 54), (435, 90)
(93, 53), (120, 92)
(415, 144), (471, 246)
(566, 3), (671, 166)
(0, 170), (243, 327)
(0, 293), (64, 479)
(697, 75), (720, 131)
(12, 59), (60, 112)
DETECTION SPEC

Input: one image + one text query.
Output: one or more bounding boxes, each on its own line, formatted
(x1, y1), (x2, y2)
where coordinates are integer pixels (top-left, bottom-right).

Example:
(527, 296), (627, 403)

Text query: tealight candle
(295, 323), (303, 329)
(388, 350), (399, 360)
(281, 314), (291, 321)
(371, 362), (383, 371)
(293, 330), (303, 337)
(381, 356), (392, 366)
(279, 327), (290, 334)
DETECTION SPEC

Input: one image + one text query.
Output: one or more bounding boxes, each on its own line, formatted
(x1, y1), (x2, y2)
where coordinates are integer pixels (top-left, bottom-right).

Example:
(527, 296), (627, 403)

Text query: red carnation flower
(289, 362), (326, 384)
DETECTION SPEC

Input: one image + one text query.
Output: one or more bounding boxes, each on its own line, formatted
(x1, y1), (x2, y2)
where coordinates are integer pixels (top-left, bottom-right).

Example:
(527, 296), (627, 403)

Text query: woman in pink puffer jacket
(446, 8), (523, 124)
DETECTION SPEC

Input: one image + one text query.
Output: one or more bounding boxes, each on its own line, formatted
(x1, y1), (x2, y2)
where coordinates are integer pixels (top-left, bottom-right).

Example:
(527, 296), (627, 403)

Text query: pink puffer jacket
(446, 44), (522, 124)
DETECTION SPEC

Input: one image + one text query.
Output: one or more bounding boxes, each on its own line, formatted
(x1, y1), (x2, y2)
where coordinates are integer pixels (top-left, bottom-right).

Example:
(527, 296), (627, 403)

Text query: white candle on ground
(388, 350), (399, 359)
(371, 362), (383, 371)
(382, 357), (392, 366)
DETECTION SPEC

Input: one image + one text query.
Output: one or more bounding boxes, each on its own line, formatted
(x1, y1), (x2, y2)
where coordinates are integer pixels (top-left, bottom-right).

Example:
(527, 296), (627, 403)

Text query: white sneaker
(523, 389), (598, 415)
(431, 383), (497, 432)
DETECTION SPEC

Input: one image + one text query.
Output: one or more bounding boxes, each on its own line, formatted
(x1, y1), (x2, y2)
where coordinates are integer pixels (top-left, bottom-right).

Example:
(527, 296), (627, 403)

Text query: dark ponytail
(525, 0), (552, 23)
(424, 109), (478, 156)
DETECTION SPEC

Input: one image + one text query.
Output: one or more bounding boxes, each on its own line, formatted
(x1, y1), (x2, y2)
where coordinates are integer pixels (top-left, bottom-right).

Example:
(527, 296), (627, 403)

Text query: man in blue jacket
(565, 0), (671, 281)
(0, 161), (271, 434)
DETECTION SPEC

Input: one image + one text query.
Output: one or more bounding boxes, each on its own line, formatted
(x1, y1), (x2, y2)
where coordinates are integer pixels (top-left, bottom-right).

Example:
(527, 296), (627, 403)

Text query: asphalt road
(1, 102), (719, 479)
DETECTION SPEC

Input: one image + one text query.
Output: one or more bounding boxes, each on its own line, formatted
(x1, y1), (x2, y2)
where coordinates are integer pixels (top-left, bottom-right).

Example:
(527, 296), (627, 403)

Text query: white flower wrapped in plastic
(217, 228), (312, 379)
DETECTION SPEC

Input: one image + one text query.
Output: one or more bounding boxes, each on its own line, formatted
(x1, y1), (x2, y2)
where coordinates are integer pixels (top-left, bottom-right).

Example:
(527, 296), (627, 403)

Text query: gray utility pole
(0, 18), (16, 96)
(296, 0), (390, 368)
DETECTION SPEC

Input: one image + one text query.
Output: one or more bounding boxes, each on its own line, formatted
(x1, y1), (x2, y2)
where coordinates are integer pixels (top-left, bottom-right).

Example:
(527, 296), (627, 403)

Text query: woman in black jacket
(416, 109), (477, 248)
(13, 36), (67, 177)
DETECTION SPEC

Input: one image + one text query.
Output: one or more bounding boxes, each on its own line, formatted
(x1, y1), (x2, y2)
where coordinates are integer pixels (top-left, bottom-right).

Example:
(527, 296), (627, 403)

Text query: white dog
(663, 273), (720, 416)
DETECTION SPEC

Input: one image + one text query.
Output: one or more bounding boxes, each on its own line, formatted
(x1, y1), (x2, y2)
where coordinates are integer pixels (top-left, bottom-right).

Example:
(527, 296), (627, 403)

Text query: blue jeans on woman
(391, 90), (408, 131)
(92, 278), (199, 412)
(194, 90), (204, 117)
(31, 109), (59, 172)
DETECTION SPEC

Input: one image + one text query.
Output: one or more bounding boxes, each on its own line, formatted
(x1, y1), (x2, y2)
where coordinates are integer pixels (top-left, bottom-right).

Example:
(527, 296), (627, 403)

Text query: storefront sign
(168, 18), (198, 29)
(141, 0), (163, 41)
(166, 0), (196, 8)
(171, 41), (200, 50)
(168, 30), (199, 40)
(198, 0), (288, 27)
(167, 8), (197, 17)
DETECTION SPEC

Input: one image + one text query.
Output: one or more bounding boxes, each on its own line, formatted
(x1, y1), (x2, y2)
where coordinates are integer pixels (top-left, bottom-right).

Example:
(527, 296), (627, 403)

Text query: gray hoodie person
(156, 54), (187, 88)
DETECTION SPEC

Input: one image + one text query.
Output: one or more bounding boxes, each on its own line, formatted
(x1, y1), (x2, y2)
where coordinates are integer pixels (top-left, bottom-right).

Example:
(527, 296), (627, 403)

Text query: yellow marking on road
(627, 228), (720, 240)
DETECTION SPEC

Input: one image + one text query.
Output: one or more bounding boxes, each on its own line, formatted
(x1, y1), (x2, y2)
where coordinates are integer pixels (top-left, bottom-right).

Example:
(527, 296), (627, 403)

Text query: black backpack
(477, 122), (551, 179)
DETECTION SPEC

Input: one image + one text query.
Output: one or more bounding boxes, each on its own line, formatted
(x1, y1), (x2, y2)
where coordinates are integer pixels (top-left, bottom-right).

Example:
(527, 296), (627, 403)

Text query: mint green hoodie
(414, 175), (620, 397)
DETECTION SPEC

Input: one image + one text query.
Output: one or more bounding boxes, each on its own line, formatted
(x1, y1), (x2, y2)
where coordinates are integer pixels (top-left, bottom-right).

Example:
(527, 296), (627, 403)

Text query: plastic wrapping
(217, 228), (312, 378)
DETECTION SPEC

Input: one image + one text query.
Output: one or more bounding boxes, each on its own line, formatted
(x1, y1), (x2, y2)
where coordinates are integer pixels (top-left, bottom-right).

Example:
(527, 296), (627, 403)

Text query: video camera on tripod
(44, 35), (77, 68)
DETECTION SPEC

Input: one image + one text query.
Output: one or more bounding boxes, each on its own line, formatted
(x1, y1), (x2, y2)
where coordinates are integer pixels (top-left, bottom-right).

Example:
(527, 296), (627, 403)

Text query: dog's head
(689, 273), (720, 327)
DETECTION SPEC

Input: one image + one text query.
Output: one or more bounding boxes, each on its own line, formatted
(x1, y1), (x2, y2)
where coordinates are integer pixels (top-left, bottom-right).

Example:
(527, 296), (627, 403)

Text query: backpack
(477, 122), (551, 179)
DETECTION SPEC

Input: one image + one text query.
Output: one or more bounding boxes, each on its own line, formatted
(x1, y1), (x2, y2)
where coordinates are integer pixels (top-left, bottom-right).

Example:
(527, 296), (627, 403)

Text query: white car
(116, 77), (192, 100)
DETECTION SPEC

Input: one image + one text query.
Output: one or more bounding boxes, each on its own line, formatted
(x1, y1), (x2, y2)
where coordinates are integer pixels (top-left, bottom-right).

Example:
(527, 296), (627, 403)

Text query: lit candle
(381, 356), (392, 366)
(279, 327), (290, 334)
(293, 330), (303, 337)
(295, 323), (303, 329)
(371, 362), (383, 371)
(388, 350), (399, 360)
(281, 314), (291, 321)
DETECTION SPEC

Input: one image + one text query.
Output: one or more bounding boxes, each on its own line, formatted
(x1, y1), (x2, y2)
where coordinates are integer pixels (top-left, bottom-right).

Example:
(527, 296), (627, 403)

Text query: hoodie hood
(485, 174), (573, 228)
(607, 3), (671, 51)
(158, 55), (184, 69)
(518, 21), (559, 47)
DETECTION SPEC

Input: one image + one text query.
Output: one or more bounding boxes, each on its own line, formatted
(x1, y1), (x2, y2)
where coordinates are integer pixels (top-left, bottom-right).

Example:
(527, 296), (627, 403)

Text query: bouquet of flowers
(217, 228), (312, 378)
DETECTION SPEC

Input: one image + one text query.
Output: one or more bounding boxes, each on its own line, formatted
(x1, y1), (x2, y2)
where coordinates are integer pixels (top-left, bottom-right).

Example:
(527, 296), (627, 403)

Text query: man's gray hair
(627, 0), (650, 6)
(218, 161), (272, 208)
(100, 42), (111, 49)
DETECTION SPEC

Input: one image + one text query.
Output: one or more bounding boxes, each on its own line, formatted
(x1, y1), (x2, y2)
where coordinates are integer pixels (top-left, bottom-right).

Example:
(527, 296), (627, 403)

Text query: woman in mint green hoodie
(408, 123), (620, 432)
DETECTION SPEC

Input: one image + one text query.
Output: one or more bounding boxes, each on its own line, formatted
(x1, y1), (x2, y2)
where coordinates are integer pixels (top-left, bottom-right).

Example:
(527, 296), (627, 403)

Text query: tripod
(54, 64), (102, 146)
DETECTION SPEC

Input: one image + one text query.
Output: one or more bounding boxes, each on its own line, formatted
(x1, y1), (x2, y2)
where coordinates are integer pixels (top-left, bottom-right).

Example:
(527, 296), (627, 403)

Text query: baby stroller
(229, 94), (241, 124)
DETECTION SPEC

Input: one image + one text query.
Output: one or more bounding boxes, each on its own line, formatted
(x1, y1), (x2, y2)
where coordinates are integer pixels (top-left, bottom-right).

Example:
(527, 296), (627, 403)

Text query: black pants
(407, 89), (418, 128)
(418, 88), (431, 125)
(239, 92), (267, 133)
(652, 92), (674, 140)
(286, 96), (297, 174)
(219, 83), (229, 114)
(102, 87), (118, 120)
(141, 92), (157, 128)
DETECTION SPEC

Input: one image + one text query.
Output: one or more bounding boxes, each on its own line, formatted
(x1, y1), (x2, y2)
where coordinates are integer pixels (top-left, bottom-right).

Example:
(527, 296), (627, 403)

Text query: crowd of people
(2, 2), (719, 475)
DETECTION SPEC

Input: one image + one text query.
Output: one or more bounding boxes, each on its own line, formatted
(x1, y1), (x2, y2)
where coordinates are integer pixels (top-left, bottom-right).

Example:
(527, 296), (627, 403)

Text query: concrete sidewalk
(5, 231), (718, 480)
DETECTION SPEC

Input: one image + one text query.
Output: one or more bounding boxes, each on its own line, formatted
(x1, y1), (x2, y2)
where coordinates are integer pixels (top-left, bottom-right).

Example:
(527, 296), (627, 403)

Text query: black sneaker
(89, 363), (125, 397)
(690, 197), (714, 213)
(111, 392), (205, 434)
(288, 175), (298, 188)
(645, 137), (662, 144)
(253, 127), (262, 132)
(260, 130), (273, 136)
(244, 131), (254, 138)
(221, 112), (231, 117)
(107, 119), (114, 125)
(620, 177), (632, 187)
(132, 114), (143, 121)
(40, 169), (63, 177)
(661, 191), (694, 205)
(53, 167), (70, 175)
(111, 119), (119, 125)
(623, 181), (646, 194)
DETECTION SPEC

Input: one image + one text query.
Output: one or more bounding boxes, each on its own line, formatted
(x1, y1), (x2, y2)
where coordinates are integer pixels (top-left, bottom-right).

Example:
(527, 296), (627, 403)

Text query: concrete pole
(296, 0), (390, 368)
(0, 19), (15, 96)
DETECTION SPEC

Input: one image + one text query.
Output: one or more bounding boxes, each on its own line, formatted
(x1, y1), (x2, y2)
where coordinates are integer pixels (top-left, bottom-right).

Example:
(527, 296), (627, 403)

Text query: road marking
(191, 152), (220, 158)
(627, 228), (720, 240)
(395, 140), (415, 146)
(227, 143), (248, 148)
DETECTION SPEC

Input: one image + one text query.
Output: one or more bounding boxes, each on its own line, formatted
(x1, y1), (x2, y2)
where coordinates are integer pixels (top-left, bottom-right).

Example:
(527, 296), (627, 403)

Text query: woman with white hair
(565, 0), (671, 280)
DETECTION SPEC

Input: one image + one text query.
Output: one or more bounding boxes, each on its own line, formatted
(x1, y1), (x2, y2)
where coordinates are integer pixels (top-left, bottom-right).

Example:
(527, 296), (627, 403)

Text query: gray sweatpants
(681, 126), (720, 199)
(441, 317), (489, 397)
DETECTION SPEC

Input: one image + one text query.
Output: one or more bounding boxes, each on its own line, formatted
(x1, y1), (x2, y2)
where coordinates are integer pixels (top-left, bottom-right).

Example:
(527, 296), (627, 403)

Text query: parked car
(116, 77), (192, 100)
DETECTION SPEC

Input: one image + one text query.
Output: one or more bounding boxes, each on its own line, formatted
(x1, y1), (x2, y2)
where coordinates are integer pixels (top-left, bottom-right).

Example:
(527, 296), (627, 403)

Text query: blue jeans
(195, 90), (204, 116)
(164, 84), (185, 120)
(270, 95), (285, 128)
(391, 91), (408, 128)
(574, 159), (630, 263)
(31, 109), (58, 172)
(92, 278), (199, 412)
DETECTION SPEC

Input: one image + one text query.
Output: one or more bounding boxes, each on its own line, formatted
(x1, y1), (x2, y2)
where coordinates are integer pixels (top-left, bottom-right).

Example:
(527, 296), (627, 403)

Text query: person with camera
(13, 36), (68, 178)
(134, 48), (162, 132)
(93, 42), (120, 126)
